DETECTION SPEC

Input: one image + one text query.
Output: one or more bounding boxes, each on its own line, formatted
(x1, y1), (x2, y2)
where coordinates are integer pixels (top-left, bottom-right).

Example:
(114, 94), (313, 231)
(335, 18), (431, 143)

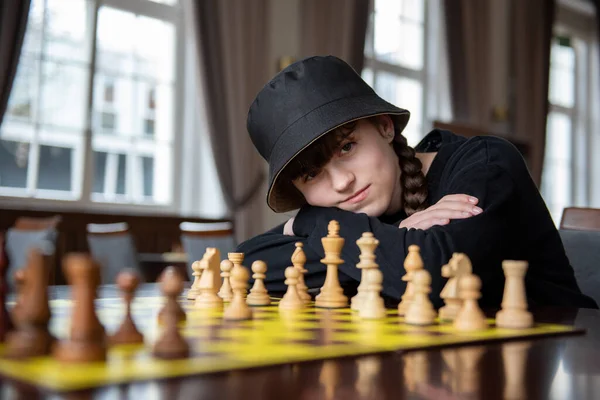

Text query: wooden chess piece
(227, 252), (245, 276)
(495, 260), (533, 329)
(351, 232), (379, 312)
(218, 259), (234, 301)
(315, 220), (348, 308)
(53, 254), (107, 362)
(223, 266), (252, 320)
(291, 242), (311, 303)
(153, 265), (190, 359)
(109, 269), (144, 345)
(439, 253), (472, 321)
(355, 356), (382, 399)
(0, 233), (13, 342)
(186, 260), (202, 300)
(4, 249), (53, 358)
(10, 269), (26, 323)
(456, 346), (486, 396)
(453, 274), (488, 331)
(319, 360), (340, 400)
(158, 266), (186, 323)
(358, 268), (386, 319)
(502, 342), (531, 400)
(279, 267), (304, 310)
(247, 260), (271, 306)
(397, 245), (424, 316)
(405, 269), (437, 325)
(194, 249), (224, 310)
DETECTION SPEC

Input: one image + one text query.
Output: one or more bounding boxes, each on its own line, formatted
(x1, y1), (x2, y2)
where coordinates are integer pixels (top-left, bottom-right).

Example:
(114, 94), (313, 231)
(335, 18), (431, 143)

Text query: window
(0, 0), (180, 207)
(541, 2), (599, 224)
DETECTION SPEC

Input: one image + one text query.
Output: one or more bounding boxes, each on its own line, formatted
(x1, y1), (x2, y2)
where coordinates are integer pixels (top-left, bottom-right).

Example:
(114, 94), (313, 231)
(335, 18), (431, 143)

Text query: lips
(344, 185), (370, 204)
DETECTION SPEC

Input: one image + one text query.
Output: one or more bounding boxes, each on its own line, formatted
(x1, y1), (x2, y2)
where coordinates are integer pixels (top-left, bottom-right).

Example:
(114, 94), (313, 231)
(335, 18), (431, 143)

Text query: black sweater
(237, 130), (598, 309)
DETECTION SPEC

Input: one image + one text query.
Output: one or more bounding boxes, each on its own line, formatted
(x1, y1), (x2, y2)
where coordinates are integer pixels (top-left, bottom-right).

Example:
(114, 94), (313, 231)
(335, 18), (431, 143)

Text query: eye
(340, 142), (355, 154)
(303, 169), (321, 182)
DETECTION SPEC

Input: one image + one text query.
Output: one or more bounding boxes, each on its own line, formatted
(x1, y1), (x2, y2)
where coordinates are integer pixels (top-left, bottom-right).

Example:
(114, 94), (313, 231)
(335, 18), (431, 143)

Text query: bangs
(280, 121), (358, 182)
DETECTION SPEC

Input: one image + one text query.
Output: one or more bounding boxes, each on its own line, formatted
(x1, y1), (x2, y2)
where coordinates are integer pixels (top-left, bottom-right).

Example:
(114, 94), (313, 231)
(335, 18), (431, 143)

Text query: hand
(283, 217), (295, 236)
(399, 194), (481, 230)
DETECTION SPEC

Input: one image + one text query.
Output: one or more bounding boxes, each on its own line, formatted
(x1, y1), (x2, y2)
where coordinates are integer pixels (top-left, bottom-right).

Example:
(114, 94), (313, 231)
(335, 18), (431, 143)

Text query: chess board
(0, 294), (584, 392)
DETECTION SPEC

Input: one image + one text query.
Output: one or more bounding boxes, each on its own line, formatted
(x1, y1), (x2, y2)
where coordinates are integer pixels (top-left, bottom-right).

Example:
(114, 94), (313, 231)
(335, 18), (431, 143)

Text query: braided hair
(392, 132), (428, 216)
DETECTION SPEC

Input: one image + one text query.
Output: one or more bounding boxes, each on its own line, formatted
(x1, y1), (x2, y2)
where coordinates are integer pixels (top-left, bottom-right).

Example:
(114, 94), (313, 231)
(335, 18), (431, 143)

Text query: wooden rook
(495, 260), (533, 329)
(4, 249), (53, 358)
(0, 233), (13, 342)
(153, 265), (190, 359)
(315, 220), (348, 308)
(109, 269), (144, 345)
(53, 254), (107, 362)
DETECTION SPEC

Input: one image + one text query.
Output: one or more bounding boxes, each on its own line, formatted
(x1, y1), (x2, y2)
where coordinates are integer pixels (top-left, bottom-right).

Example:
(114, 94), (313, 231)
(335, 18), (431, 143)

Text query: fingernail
(472, 207), (483, 214)
(469, 196), (478, 204)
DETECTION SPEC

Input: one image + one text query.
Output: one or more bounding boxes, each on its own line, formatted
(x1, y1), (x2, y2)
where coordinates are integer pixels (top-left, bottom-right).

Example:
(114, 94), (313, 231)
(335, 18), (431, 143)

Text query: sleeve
(292, 161), (516, 307)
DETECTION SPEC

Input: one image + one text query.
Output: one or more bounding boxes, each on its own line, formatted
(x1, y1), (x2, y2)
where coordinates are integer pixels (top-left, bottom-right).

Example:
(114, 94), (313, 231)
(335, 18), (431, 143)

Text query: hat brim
(267, 94), (410, 213)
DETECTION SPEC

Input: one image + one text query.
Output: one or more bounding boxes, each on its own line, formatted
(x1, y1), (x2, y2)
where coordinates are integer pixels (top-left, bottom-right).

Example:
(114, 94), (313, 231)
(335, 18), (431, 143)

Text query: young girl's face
(292, 117), (403, 217)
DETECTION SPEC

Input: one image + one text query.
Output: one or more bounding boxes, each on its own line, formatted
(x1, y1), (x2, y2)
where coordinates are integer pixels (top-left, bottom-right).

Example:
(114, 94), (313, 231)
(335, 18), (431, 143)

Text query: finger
(425, 209), (479, 220)
(412, 218), (450, 230)
(427, 201), (483, 215)
(438, 194), (479, 205)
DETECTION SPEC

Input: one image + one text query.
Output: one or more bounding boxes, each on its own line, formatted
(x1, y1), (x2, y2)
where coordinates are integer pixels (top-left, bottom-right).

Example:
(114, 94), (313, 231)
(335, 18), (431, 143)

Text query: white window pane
(375, 72), (423, 144)
(96, 7), (136, 76)
(6, 56), (39, 123)
(148, 0), (177, 4)
(93, 74), (135, 136)
(39, 62), (88, 130)
(135, 16), (175, 82)
(0, 140), (29, 189)
(401, 0), (424, 23)
(375, 0), (401, 18)
(153, 83), (174, 142)
(21, 0), (45, 55)
(551, 42), (575, 70)
(92, 150), (107, 194)
(361, 68), (374, 87)
(374, 17), (423, 70)
(44, 0), (91, 63)
(549, 66), (575, 108)
(37, 145), (73, 191)
(141, 156), (154, 197)
(545, 112), (572, 161)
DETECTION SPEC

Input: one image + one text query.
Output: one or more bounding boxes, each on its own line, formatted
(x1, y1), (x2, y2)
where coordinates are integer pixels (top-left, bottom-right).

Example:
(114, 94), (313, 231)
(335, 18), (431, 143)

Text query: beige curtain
(0, 0), (31, 127)
(510, 0), (555, 186)
(443, 0), (491, 126)
(299, 0), (370, 72)
(189, 0), (270, 242)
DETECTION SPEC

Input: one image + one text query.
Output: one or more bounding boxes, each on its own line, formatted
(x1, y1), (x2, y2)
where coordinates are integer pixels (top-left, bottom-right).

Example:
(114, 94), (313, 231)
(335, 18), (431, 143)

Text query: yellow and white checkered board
(0, 296), (583, 391)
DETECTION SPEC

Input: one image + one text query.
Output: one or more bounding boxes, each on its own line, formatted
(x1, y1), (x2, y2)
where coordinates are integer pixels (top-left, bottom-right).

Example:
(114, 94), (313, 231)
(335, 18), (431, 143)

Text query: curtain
(510, 0), (555, 186)
(187, 0), (270, 242)
(0, 0), (31, 127)
(299, 0), (370, 72)
(443, 0), (491, 125)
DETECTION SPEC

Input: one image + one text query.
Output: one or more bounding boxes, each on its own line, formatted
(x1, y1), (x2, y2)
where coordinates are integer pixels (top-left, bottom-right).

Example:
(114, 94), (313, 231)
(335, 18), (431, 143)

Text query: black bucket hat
(247, 55), (410, 213)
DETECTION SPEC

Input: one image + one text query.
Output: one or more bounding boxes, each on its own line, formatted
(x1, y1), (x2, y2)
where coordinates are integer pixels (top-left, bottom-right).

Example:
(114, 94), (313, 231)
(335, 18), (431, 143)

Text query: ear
(374, 115), (395, 143)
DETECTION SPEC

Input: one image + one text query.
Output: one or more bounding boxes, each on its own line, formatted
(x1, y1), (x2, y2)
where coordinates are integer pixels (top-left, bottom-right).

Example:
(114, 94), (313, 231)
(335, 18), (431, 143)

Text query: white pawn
(358, 268), (386, 319)
(218, 259), (234, 301)
(405, 270), (437, 325)
(352, 232), (380, 312)
(223, 266), (252, 320)
(187, 260), (202, 300)
(397, 245), (424, 316)
(453, 275), (488, 331)
(279, 267), (305, 310)
(247, 260), (271, 306)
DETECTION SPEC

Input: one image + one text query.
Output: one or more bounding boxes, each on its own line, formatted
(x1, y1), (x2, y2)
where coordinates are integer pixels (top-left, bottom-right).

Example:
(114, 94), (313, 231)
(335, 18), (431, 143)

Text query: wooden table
(4, 285), (600, 400)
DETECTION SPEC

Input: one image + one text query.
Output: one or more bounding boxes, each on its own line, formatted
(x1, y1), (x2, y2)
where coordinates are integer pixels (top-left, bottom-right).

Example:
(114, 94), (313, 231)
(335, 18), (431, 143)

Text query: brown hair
(278, 116), (428, 216)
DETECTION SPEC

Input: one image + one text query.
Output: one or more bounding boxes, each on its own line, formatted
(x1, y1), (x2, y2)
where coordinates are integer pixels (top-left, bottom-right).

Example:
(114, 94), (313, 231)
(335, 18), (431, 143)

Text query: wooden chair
(5, 215), (61, 289)
(560, 207), (600, 232)
(559, 207), (600, 307)
(86, 222), (141, 284)
(180, 221), (236, 269)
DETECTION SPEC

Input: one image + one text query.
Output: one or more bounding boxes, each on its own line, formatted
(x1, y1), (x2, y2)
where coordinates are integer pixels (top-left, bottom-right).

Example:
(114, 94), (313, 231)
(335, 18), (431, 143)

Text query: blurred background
(0, 0), (598, 245)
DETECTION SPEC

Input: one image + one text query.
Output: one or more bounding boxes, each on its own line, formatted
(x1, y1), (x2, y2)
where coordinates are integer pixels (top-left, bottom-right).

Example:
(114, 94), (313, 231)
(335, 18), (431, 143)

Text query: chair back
(180, 221), (236, 267)
(86, 222), (140, 284)
(560, 207), (600, 232)
(559, 228), (600, 306)
(5, 216), (60, 290)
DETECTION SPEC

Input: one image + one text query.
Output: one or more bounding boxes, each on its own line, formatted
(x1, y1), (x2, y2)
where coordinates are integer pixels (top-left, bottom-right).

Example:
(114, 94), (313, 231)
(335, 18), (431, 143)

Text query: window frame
(0, 0), (184, 215)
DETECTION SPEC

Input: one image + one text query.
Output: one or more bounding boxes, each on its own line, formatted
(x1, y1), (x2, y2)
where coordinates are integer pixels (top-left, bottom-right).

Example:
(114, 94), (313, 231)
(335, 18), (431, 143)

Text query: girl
(238, 55), (596, 309)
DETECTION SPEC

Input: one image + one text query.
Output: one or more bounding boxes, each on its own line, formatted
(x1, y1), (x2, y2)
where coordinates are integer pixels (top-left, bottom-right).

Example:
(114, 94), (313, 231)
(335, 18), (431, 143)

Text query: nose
(329, 165), (355, 193)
